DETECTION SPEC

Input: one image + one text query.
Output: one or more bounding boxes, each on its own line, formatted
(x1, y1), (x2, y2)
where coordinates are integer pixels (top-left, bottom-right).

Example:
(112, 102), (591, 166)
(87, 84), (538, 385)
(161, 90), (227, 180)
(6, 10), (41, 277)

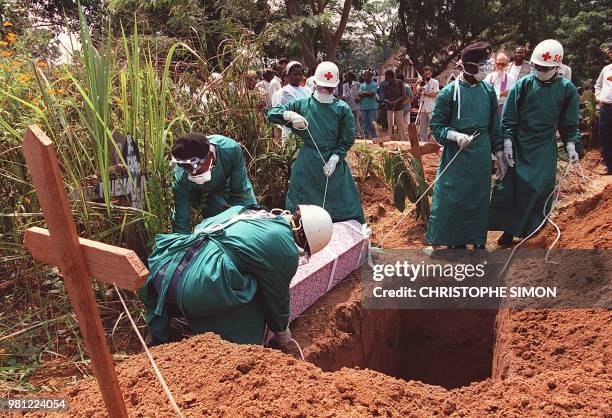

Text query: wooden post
(22, 125), (137, 418)
(407, 123), (431, 218)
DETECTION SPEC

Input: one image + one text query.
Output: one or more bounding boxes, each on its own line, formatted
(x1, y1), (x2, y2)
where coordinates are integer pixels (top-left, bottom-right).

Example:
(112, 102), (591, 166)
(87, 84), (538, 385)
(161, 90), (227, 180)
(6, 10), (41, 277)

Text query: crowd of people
(139, 37), (611, 354)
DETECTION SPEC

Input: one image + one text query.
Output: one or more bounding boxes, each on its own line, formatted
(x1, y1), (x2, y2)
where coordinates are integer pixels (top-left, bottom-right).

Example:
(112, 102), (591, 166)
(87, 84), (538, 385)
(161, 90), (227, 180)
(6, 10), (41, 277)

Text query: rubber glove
(323, 154), (340, 177)
(283, 111), (308, 129)
(503, 139), (514, 167)
(495, 151), (507, 180)
(447, 130), (472, 149)
(273, 328), (292, 344)
(566, 142), (579, 162)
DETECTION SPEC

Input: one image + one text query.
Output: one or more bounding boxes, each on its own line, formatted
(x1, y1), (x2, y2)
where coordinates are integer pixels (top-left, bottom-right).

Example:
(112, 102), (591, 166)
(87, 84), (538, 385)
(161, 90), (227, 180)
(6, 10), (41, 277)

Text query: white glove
(273, 328), (292, 344)
(283, 111), (308, 129)
(503, 139), (514, 167)
(447, 130), (472, 149)
(566, 142), (579, 162)
(495, 151), (507, 180)
(323, 154), (340, 177)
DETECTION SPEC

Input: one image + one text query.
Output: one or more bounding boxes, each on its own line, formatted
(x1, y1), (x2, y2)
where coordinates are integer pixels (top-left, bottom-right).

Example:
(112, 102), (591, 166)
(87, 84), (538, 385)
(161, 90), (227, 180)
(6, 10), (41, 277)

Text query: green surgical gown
(489, 75), (581, 237)
(140, 204), (299, 344)
(266, 96), (366, 224)
(172, 135), (257, 234)
(427, 79), (503, 246)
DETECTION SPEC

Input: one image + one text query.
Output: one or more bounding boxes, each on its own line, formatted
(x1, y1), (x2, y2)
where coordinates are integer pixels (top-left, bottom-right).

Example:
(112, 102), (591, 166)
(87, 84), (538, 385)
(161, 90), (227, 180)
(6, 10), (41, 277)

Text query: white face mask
(188, 170), (212, 184)
(533, 67), (557, 81)
(314, 89), (334, 103)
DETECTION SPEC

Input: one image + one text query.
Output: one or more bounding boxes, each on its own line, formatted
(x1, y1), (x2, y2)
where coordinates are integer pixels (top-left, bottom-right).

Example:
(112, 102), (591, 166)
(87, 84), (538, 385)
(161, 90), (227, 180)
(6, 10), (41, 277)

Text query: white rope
(113, 284), (184, 418)
(497, 160), (575, 277)
(375, 133), (480, 248)
(290, 338), (305, 360)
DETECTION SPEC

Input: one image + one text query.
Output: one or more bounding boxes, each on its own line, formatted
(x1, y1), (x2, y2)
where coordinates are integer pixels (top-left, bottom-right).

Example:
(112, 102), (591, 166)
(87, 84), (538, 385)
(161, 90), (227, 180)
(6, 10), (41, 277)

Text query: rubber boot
(497, 232), (514, 247)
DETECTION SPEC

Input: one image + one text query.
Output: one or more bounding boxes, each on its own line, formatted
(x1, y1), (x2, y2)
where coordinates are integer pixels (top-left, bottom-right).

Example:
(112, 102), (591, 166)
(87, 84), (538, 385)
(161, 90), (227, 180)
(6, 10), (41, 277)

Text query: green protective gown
(427, 79), (503, 246)
(489, 75), (581, 237)
(266, 96), (366, 224)
(172, 135), (257, 234)
(139, 204), (299, 345)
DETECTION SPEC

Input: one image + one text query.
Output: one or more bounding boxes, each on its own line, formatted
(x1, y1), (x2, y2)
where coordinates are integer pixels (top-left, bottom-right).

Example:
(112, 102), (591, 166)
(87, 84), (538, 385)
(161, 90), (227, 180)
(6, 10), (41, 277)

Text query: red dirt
(28, 148), (612, 417)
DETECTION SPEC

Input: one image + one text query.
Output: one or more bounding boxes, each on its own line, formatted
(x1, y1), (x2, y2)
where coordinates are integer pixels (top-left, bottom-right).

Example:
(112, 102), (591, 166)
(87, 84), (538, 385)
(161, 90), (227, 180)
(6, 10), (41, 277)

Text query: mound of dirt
(35, 331), (609, 417)
(525, 184), (612, 249)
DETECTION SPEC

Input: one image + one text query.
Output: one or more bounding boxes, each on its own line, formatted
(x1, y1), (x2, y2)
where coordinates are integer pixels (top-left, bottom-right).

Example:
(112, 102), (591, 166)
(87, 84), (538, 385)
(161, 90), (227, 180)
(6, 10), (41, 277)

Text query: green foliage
(353, 142), (386, 181)
(394, 0), (610, 85)
(382, 149), (429, 221)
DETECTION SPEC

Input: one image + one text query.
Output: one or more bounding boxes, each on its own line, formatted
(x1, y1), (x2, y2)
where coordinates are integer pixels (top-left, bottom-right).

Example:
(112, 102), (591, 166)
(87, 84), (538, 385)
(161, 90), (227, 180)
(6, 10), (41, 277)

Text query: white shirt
(595, 63), (612, 104)
(269, 76), (282, 94)
(274, 84), (312, 138)
(484, 71), (516, 106)
(558, 64), (572, 82)
(342, 81), (361, 111)
(255, 79), (273, 108)
(418, 78), (439, 112)
(507, 61), (531, 80)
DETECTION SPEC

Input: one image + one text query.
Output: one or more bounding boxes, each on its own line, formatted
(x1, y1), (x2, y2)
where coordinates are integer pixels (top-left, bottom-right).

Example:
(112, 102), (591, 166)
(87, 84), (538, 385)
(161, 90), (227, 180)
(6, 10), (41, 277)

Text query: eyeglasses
(531, 62), (556, 72)
(172, 152), (214, 174)
(496, 62), (508, 67)
(464, 58), (494, 75)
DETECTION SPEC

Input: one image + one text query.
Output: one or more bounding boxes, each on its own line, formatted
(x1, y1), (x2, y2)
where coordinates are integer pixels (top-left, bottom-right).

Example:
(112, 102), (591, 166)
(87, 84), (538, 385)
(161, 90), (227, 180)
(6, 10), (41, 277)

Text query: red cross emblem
(542, 52), (551, 62)
(324, 72), (334, 80)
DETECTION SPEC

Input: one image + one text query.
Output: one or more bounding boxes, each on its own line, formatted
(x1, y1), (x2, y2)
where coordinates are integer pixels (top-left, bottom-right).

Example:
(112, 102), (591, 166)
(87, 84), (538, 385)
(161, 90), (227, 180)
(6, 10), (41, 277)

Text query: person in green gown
(171, 133), (256, 234)
(265, 61), (366, 224)
(140, 204), (333, 350)
(490, 39), (581, 246)
(427, 41), (503, 249)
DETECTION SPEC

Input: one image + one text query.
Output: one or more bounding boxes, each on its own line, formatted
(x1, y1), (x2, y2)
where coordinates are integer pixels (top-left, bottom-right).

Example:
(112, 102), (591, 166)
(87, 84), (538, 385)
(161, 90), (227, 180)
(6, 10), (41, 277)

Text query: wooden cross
(22, 125), (149, 417)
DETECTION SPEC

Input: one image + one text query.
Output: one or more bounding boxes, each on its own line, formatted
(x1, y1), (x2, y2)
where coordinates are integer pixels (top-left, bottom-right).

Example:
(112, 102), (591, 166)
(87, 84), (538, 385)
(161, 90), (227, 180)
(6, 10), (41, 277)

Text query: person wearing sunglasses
(140, 203), (332, 349)
(484, 52), (517, 115)
(490, 39), (581, 247)
(426, 41), (503, 250)
(171, 133), (256, 234)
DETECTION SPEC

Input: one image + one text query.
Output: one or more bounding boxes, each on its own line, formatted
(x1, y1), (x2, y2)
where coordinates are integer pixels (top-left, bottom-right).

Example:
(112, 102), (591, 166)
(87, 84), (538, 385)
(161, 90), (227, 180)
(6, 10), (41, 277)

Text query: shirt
(507, 61), (531, 80)
(385, 79), (406, 111)
(595, 63), (612, 104)
(558, 64), (572, 82)
(255, 79), (273, 108)
(417, 78), (439, 112)
(359, 81), (378, 110)
(269, 76), (282, 94)
(342, 81), (361, 111)
(484, 71), (517, 106)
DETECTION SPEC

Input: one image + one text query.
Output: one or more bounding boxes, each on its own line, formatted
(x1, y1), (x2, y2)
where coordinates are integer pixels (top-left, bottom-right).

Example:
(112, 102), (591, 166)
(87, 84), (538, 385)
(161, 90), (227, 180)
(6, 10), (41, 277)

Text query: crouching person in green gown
(489, 39), (581, 246)
(171, 133), (257, 234)
(426, 41), (503, 249)
(265, 61), (366, 224)
(139, 204), (332, 352)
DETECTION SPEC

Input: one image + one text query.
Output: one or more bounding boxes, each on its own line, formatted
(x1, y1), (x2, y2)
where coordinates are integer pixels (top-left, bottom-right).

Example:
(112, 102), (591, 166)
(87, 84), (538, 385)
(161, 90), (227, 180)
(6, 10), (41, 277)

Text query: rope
(375, 132), (480, 249)
(290, 338), (305, 360)
(114, 284), (184, 418)
(497, 160), (575, 278)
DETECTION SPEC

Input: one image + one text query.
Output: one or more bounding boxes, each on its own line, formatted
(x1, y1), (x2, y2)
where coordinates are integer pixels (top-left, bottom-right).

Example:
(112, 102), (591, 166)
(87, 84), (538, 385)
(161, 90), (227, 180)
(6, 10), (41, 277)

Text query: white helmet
(314, 61), (340, 87)
(298, 204), (333, 255)
(530, 39), (564, 67)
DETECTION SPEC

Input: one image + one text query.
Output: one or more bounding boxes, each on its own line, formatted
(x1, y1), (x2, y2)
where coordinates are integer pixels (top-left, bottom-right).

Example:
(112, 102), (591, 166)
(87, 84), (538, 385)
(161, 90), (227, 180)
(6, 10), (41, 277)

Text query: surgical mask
(463, 58), (493, 82)
(314, 88), (334, 103)
(532, 67), (557, 81)
(188, 170), (212, 184)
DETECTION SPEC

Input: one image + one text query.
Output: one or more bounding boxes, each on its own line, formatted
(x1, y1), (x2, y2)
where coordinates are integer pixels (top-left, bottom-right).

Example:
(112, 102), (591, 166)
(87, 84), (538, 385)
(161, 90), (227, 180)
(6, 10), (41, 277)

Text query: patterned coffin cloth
(289, 220), (369, 322)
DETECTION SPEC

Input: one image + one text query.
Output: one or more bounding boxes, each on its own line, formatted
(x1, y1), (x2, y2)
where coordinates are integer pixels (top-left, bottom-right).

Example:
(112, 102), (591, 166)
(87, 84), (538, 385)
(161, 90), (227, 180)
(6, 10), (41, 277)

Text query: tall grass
(0, 10), (290, 394)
